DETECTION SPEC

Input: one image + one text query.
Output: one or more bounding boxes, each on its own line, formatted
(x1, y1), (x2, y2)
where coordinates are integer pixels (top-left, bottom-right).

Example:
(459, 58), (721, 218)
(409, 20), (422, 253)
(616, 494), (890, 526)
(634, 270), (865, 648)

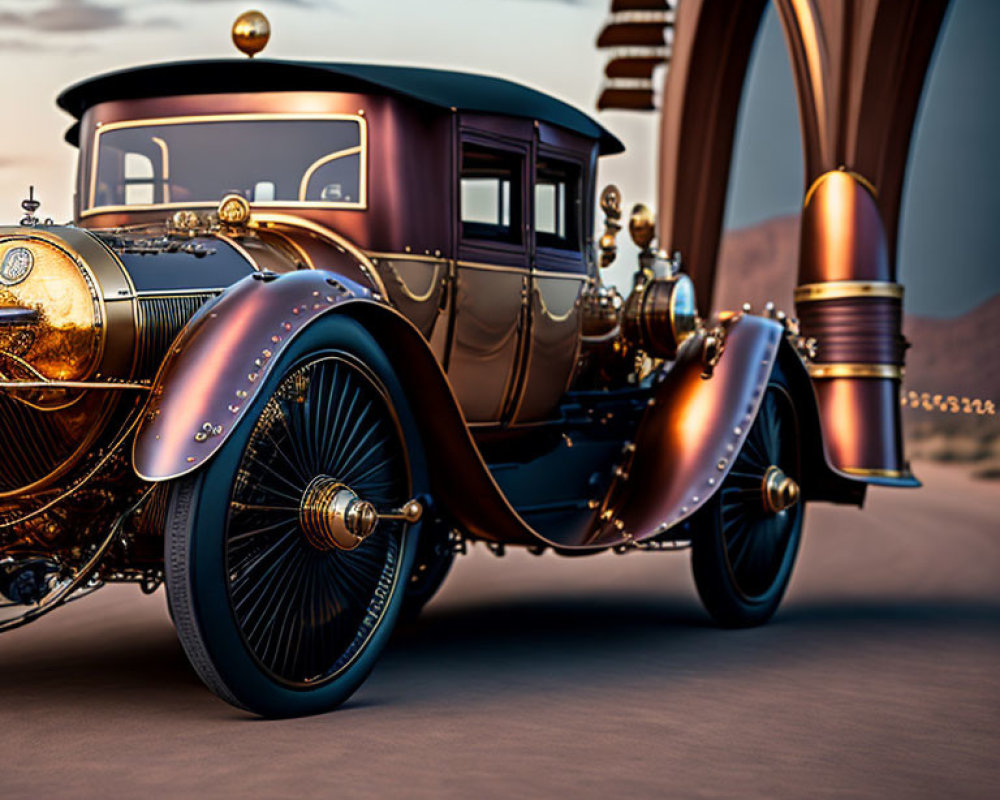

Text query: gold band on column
(807, 363), (903, 380)
(795, 281), (903, 303)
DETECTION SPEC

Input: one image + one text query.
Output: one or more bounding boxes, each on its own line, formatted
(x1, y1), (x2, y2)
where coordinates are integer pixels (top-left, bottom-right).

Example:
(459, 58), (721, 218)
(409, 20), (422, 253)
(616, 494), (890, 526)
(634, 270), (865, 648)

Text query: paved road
(1, 461), (996, 799)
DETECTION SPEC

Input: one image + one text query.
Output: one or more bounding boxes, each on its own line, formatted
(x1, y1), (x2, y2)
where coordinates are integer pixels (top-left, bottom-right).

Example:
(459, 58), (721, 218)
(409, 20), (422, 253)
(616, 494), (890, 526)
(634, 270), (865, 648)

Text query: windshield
(87, 114), (366, 214)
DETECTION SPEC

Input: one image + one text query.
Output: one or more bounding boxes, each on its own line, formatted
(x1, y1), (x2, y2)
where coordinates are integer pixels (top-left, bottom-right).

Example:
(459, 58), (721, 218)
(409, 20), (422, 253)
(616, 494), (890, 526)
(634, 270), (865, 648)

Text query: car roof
(57, 59), (625, 155)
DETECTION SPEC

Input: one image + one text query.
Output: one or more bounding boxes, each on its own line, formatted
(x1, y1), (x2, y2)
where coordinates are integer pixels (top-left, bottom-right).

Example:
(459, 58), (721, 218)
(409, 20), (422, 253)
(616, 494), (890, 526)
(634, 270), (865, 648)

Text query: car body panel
(133, 268), (797, 549)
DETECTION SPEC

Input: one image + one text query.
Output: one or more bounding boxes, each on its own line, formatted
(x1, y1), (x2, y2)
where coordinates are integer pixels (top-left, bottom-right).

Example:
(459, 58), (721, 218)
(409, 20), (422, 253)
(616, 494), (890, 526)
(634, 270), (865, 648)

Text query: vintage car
(0, 14), (907, 717)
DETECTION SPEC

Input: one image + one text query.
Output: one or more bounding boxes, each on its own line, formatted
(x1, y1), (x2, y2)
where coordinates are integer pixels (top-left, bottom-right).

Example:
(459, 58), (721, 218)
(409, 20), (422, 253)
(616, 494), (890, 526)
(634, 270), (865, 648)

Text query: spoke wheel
(399, 520), (455, 624)
(166, 317), (424, 717)
(691, 371), (804, 627)
(226, 355), (407, 686)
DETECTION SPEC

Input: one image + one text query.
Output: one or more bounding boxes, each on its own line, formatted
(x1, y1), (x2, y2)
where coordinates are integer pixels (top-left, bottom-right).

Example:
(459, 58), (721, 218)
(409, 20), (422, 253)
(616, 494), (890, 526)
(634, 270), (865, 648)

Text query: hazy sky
(0, 0), (995, 317)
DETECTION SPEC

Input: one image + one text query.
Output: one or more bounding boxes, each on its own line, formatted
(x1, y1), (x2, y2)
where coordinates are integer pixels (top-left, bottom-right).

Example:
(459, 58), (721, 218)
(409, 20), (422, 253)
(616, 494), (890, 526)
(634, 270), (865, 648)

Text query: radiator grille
(0, 394), (98, 494)
(135, 294), (215, 377)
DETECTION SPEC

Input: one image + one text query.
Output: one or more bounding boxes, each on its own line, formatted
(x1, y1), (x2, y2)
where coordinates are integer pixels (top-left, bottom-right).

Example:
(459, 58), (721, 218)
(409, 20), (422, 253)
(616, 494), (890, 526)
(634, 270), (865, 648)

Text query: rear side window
(460, 144), (523, 244)
(535, 157), (581, 251)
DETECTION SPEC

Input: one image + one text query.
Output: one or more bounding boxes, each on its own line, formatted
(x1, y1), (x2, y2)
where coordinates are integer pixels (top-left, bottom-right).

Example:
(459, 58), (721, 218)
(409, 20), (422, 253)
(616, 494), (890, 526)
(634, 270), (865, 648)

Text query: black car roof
(57, 59), (625, 155)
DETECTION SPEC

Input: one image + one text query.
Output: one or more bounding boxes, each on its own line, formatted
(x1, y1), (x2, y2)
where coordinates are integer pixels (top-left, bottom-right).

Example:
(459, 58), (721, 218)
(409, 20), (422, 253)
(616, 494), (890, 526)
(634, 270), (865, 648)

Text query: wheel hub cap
(299, 476), (378, 551)
(762, 465), (800, 514)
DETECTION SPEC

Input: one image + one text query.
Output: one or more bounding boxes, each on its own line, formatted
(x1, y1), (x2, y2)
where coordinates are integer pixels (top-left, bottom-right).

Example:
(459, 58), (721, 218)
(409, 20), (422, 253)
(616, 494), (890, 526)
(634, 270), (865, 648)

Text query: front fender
(132, 270), (371, 481)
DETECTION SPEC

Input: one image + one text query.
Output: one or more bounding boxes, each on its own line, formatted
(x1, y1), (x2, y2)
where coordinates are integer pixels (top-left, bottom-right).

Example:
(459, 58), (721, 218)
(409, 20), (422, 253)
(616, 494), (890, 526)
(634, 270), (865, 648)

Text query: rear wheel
(690, 369), (805, 627)
(165, 317), (425, 717)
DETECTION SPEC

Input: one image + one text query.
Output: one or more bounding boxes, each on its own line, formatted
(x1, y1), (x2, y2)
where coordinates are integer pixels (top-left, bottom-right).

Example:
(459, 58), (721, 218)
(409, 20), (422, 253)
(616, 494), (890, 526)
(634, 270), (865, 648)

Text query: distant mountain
(715, 214), (799, 315)
(715, 215), (999, 434)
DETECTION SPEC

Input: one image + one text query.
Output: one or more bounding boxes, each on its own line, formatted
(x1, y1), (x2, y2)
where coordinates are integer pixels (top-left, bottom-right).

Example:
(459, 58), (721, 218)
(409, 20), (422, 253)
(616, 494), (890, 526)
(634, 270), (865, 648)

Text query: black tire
(399, 521), (454, 624)
(690, 366), (805, 627)
(165, 316), (426, 717)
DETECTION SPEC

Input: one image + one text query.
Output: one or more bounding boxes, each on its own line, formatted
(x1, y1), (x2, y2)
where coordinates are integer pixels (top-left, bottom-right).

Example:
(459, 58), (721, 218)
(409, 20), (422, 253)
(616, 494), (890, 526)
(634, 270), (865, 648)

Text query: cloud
(0, 0), (125, 32)
(0, 38), (46, 51)
(165, 0), (331, 6)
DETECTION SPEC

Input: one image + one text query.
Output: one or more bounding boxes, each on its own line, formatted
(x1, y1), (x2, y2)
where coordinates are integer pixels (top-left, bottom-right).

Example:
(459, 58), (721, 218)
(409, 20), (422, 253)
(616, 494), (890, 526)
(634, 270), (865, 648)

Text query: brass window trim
(86, 112), (368, 216)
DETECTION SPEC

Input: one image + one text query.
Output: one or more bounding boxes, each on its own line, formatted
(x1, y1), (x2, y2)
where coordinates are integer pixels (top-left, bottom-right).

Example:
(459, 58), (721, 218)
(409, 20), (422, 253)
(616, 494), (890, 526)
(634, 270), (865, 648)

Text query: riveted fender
(596, 315), (786, 544)
(132, 270), (373, 480)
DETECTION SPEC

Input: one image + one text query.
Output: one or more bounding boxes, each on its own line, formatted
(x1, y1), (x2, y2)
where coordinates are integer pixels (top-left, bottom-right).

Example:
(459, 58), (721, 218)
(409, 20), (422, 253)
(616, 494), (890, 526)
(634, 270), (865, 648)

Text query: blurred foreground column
(775, 0), (950, 480)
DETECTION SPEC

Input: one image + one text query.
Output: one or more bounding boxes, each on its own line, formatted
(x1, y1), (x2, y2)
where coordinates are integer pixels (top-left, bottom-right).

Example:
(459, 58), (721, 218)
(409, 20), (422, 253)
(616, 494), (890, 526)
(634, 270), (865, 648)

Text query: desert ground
(0, 460), (996, 799)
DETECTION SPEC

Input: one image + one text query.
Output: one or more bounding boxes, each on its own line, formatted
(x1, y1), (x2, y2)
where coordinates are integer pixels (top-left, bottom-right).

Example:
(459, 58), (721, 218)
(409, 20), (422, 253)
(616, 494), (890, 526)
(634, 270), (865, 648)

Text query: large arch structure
(647, 0), (950, 481)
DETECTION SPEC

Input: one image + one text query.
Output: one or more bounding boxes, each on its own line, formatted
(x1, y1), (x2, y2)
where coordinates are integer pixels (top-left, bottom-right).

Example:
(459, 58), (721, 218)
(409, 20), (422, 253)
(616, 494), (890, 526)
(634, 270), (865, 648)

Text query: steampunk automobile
(0, 15), (914, 717)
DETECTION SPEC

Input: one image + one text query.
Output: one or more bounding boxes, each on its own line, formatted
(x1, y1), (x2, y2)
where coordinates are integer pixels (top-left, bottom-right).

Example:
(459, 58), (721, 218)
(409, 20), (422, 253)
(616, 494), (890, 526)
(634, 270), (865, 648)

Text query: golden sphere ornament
(232, 10), (270, 58)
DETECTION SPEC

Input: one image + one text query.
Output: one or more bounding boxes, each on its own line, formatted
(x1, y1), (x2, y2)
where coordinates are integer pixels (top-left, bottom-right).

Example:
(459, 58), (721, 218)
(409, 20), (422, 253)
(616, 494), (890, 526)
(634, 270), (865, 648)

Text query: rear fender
(598, 315), (785, 544)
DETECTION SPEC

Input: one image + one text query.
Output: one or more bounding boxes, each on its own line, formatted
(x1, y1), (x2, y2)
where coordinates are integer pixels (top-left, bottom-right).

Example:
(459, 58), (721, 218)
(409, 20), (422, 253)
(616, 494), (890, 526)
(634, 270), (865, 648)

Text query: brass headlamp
(622, 272), (699, 360)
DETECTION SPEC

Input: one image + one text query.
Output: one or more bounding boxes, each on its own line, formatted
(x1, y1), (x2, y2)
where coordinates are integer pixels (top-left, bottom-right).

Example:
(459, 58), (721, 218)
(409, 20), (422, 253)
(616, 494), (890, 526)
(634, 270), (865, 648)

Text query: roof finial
(232, 10), (270, 58)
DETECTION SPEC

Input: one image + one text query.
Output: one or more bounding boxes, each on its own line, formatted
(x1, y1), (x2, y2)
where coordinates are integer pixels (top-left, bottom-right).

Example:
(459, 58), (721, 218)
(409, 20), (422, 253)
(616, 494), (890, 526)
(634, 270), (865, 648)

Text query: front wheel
(165, 317), (425, 717)
(690, 368), (805, 627)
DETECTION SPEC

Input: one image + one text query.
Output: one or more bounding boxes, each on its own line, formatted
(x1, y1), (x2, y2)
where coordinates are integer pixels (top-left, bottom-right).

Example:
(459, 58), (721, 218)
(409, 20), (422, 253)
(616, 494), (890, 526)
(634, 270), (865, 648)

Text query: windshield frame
(83, 112), (368, 217)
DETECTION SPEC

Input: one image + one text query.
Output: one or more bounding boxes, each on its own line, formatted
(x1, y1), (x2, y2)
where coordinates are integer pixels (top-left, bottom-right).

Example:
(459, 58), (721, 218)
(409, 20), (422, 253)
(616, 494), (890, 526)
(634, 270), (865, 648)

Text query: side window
(460, 144), (523, 244)
(535, 158), (581, 251)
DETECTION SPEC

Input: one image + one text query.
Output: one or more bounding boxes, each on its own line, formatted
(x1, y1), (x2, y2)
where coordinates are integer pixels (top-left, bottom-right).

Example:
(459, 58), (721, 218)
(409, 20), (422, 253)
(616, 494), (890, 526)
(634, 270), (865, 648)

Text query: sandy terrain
(0, 461), (996, 799)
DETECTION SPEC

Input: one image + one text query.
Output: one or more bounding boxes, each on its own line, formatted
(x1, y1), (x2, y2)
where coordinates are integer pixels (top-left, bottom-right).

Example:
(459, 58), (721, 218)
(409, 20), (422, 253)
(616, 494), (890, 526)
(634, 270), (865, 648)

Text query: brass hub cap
(762, 465), (800, 514)
(299, 476), (378, 552)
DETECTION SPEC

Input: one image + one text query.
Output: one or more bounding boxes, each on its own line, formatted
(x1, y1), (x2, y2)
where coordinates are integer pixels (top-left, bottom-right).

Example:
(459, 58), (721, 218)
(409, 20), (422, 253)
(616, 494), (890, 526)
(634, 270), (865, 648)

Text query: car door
(510, 132), (595, 423)
(447, 127), (531, 423)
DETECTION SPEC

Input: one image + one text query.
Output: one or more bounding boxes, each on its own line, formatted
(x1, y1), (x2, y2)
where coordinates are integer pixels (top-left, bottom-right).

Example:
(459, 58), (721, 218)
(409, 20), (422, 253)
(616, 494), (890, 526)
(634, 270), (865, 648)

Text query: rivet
(271, 335), (281, 343)
(262, 349), (272, 358)
(312, 291), (320, 297)
(254, 358), (263, 368)
(229, 404), (240, 413)
(236, 390), (248, 399)
(692, 496), (699, 504)
(680, 506), (688, 514)
(734, 426), (742, 436)
(282, 322), (292, 331)
(248, 373), (258, 382)
(292, 307), (300, 315)
(186, 456), (196, 463)
(718, 458), (728, 470)
(194, 432), (208, 442)
(708, 478), (716, 486)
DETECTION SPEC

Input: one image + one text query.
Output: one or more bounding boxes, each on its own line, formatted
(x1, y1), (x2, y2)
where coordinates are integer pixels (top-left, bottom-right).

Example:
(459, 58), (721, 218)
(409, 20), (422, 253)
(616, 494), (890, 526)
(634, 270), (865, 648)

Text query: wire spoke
(223, 355), (408, 686)
(716, 384), (802, 600)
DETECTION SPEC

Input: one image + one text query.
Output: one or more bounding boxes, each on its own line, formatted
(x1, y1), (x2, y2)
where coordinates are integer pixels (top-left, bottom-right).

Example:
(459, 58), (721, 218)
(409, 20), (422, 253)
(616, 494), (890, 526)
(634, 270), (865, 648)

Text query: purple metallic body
(133, 268), (788, 549)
